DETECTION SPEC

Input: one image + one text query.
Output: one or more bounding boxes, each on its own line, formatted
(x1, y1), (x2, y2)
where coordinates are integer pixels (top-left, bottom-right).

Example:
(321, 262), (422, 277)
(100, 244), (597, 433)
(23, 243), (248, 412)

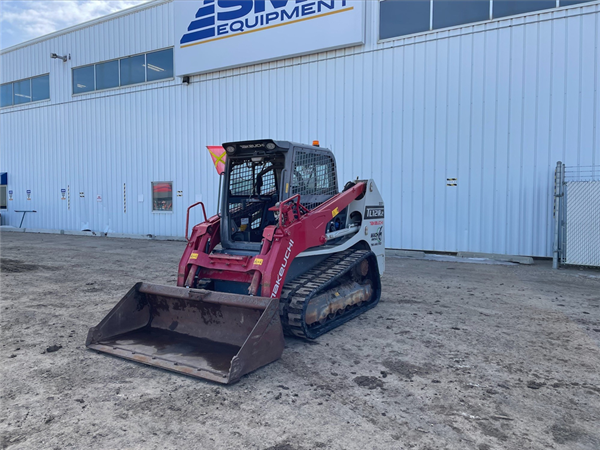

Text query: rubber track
(279, 249), (380, 340)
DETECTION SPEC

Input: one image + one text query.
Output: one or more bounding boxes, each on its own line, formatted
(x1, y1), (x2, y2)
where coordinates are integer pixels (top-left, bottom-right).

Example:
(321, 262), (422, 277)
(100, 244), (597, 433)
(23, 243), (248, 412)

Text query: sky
(0, 1), (151, 50)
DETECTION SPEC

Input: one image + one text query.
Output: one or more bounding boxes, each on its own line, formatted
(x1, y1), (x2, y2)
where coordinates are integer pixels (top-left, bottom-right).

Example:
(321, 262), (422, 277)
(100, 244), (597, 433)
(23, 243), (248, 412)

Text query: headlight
(265, 142), (276, 150)
(225, 146), (235, 154)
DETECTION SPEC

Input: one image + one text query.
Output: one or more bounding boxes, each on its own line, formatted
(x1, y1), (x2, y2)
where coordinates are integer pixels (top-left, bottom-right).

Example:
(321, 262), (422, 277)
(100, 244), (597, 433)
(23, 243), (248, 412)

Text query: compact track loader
(87, 140), (385, 384)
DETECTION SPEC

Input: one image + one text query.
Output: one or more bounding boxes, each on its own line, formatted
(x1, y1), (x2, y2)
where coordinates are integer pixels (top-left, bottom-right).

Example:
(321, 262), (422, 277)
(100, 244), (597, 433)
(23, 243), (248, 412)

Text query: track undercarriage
(281, 249), (381, 339)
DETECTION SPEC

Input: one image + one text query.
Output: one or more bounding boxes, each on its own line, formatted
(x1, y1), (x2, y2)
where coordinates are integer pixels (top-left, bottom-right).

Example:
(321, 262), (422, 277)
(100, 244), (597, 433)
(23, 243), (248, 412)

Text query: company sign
(174, 0), (365, 75)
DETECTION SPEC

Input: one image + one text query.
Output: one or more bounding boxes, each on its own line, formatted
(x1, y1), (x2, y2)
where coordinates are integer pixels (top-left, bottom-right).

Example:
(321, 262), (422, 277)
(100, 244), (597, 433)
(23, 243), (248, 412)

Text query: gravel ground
(1, 232), (599, 450)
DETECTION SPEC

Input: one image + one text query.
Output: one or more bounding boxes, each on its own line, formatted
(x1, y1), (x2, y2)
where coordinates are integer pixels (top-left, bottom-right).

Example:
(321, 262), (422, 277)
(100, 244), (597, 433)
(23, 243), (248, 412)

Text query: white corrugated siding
(1, 1), (599, 256)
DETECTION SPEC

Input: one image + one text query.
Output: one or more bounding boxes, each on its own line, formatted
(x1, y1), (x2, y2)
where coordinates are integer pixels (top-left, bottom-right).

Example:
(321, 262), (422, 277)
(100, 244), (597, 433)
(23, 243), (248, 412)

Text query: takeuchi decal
(180, 0), (352, 48)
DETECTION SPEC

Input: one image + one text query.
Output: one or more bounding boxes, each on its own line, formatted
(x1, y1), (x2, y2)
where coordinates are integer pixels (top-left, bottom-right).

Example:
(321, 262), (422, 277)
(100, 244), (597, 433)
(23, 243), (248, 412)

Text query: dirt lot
(1, 232), (599, 450)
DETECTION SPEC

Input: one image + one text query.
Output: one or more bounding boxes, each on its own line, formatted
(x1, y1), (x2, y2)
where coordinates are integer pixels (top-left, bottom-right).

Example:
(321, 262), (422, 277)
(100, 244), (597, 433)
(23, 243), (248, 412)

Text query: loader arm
(179, 181), (367, 298)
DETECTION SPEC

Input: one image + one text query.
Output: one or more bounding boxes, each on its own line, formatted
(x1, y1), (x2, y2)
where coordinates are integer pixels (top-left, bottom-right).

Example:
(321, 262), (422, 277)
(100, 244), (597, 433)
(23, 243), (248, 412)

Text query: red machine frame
(178, 181), (367, 298)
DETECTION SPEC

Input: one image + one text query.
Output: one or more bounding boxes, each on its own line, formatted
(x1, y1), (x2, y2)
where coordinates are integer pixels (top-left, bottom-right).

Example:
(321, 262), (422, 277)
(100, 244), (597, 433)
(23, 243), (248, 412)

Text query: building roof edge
(1, 0), (171, 55)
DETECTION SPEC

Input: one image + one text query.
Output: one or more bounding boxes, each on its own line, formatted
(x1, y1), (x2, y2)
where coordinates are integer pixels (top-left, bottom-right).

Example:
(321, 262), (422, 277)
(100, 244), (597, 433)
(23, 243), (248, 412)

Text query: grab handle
(185, 202), (208, 241)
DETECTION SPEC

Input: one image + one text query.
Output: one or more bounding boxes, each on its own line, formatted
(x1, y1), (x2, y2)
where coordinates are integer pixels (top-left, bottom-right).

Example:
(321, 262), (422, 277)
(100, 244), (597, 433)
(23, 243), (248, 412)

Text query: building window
(380, 0), (594, 40)
(152, 182), (173, 212)
(72, 48), (173, 95)
(433, 0), (490, 30)
(493, 0), (555, 18)
(14, 79), (31, 104)
(0, 74), (50, 108)
(0, 185), (6, 209)
(560, 0), (594, 5)
(73, 65), (95, 94)
(146, 49), (174, 82)
(31, 75), (50, 102)
(0, 83), (12, 107)
(380, 0), (431, 40)
(96, 60), (119, 90)
(120, 54), (146, 86)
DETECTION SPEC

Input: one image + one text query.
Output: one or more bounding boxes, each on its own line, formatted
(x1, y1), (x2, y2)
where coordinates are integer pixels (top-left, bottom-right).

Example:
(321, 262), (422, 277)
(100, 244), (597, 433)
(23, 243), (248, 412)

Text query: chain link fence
(553, 162), (600, 268)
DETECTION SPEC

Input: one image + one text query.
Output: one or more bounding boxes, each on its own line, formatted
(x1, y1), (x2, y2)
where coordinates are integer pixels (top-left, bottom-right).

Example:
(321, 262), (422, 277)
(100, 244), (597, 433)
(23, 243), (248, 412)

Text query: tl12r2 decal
(365, 206), (384, 219)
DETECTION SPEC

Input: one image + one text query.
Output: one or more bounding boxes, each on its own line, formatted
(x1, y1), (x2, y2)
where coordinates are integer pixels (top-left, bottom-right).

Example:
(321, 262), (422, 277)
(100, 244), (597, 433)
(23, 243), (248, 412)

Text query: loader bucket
(86, 282), (284, 384)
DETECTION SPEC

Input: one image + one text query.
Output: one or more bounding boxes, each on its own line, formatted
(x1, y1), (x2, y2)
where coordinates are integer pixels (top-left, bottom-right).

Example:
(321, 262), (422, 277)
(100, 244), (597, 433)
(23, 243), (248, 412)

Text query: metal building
(1, 0), (598, 257)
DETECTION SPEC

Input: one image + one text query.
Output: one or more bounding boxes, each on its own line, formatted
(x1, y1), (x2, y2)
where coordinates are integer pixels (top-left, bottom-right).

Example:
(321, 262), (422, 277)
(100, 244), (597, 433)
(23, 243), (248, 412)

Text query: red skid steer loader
(87, 140), (385, 384)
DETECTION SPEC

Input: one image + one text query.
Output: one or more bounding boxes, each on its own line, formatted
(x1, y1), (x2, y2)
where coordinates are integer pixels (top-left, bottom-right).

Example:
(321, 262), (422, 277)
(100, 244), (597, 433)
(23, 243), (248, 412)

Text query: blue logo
(181, 0), (350, 46)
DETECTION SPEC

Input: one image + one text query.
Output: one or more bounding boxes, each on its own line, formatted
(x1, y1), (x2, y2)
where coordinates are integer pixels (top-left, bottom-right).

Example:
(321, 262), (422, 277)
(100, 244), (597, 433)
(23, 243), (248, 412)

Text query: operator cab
(220, 139), (339, 252)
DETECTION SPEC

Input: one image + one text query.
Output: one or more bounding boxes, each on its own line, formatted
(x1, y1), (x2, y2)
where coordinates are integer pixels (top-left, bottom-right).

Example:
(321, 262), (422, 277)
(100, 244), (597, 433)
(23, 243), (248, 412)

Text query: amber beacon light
(312, 140), (320, 147)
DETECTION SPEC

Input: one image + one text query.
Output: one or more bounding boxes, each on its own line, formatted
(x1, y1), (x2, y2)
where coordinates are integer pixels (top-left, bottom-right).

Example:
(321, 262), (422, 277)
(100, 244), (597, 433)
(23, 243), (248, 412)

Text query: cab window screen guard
(226, 155), (282, 244)
(291, 152), (337, 197)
